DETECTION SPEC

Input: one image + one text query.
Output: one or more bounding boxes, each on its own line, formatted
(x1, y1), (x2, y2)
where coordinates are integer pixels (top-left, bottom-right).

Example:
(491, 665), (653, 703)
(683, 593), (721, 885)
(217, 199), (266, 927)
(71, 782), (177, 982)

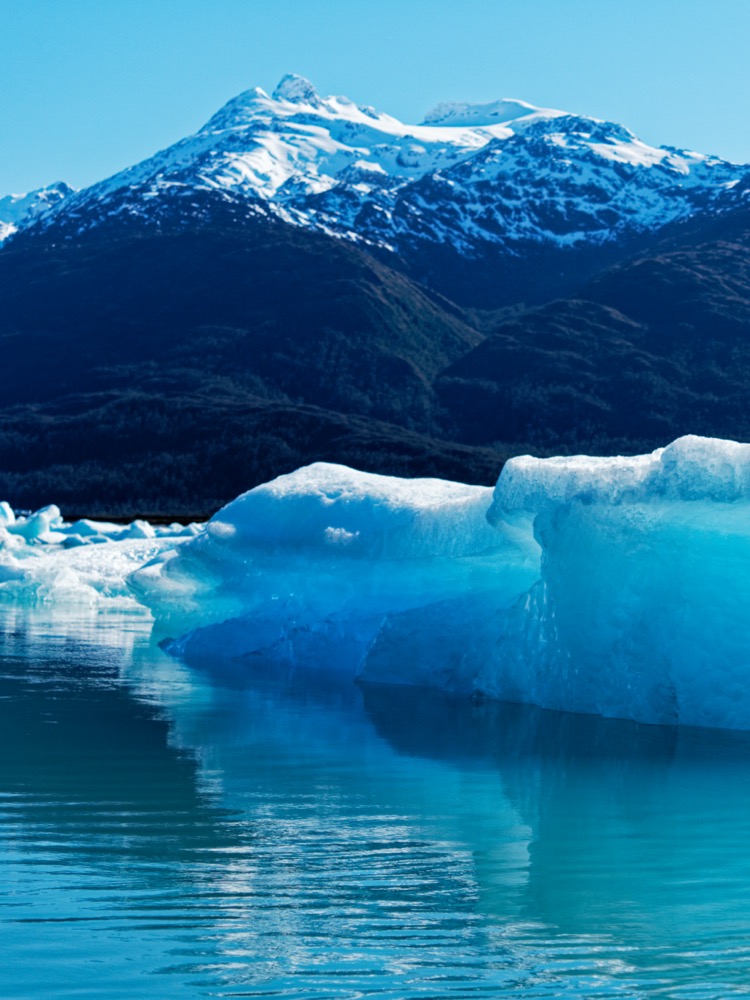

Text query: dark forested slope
(438, 206), (750, 455)
(4, 190), (750, 514)
(0, 199), (497, 513)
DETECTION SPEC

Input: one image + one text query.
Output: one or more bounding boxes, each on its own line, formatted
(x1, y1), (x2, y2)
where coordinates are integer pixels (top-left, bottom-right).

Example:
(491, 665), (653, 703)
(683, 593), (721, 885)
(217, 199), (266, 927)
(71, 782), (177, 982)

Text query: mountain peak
(272, 74), (320, 105)
(8, 78), (746, 271)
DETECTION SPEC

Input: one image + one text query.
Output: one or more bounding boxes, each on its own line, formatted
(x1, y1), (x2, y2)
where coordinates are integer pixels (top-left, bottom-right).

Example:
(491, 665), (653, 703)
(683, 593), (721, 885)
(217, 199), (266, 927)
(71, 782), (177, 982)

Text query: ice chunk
(8, 505), (63, 541)
(7, 437), (750, 730)
(0, 506), (198, 607)
(484, 435), (750, 727)
(132, 439), (750, 730)
(58, 517), (157, 542)
(130, 463), (537, 687)
(122, 519), (157, 540)
(62, 518), (123, 538)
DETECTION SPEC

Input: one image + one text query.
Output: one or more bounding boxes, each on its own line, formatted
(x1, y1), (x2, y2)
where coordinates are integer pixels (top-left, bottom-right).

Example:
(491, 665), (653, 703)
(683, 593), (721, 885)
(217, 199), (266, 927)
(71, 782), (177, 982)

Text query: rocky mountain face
(0, 194), (504, 513)
(438, 204), (750, 454)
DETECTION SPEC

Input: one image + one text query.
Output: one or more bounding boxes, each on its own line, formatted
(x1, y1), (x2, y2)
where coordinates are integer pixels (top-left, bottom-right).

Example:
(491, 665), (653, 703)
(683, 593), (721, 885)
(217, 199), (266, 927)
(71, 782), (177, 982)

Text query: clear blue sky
(3, 0), (750, 193)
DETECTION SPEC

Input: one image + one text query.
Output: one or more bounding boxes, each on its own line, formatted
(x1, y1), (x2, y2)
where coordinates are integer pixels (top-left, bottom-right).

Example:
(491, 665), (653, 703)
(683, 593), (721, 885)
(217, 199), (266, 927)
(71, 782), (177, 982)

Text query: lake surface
(2, 608), (750, 999)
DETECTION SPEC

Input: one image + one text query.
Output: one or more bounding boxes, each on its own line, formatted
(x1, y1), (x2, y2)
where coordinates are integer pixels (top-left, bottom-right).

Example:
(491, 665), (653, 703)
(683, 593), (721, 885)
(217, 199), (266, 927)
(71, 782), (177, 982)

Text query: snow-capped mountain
(4, 77), (750, 510)
(0, 182), (73, 241)
(7, 75), (750, 259)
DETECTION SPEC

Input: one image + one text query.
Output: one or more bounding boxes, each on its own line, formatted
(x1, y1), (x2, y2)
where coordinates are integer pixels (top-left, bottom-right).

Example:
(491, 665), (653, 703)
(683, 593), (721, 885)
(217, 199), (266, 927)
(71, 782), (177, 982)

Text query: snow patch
(0, 182), (74, 241)
(422, 97), (562, 128)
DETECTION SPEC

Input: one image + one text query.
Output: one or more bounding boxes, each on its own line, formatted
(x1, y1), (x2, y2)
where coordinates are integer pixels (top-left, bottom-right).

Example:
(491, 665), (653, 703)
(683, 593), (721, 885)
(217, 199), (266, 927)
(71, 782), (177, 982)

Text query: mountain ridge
(5, 76), (749, 308)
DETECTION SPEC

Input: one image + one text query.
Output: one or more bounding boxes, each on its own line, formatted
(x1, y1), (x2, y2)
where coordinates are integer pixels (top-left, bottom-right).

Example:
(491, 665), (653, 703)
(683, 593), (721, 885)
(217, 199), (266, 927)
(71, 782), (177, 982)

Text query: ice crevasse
(126, 435), (750, 730)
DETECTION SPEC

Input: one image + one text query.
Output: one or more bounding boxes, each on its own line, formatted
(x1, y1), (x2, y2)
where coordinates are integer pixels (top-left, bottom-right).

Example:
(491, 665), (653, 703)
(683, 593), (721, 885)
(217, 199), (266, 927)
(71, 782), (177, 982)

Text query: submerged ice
(4, 435), (750, 729)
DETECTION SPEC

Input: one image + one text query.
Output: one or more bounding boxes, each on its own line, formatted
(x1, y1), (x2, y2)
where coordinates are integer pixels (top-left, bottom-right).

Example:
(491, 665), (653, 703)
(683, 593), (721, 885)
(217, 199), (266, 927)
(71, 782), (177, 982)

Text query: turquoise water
(2, 610), (750, 998)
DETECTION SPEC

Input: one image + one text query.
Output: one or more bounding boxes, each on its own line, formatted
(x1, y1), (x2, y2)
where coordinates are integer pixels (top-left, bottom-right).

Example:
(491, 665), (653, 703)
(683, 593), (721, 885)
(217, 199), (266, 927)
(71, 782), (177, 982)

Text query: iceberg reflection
(3, 609), (750, 996)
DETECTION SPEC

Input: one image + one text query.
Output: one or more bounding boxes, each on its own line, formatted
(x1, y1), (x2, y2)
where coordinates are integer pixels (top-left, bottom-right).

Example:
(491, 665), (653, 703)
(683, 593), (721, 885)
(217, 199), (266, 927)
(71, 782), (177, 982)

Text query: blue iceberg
(129, 436), (750, 729)
(488, 435), (750, 728)
(128, 462), (538, 688)
(2, 435), (749, 728)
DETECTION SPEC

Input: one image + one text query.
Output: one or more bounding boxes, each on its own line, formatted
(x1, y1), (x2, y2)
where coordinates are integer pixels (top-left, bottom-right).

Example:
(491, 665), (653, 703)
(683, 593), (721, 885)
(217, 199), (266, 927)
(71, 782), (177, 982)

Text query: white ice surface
(0, 508), (199, 607)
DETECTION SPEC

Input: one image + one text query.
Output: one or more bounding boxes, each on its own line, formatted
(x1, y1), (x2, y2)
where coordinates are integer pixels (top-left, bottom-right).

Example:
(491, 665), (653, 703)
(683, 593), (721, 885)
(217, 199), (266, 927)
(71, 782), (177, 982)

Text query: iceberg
(4, 435), (750, 729)
(128, 463), (538, 688)
(487, 436), (750, 728)
(128, 437), (750, 730)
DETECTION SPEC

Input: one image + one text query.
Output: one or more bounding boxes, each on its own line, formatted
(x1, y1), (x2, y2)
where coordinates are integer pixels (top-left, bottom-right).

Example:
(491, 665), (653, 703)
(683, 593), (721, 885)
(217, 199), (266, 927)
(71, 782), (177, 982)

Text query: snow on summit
(7, 75), (750, 254)
(421, 96), (561, 127)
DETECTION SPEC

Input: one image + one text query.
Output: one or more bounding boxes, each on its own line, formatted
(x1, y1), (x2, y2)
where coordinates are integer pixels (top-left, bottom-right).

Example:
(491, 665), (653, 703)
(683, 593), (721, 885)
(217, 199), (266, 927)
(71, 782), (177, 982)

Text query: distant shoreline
(59, 511), (211, 526)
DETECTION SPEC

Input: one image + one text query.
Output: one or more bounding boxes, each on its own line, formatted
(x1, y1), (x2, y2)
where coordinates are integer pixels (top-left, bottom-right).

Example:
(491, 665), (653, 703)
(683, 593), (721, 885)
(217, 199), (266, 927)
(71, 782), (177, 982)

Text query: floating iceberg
(4, 435), (750, 729)
(494, 437), (750, 728)
(128, 436), (750, 729)
(128, 463), (538, 688)
(488, 436), (750, 728)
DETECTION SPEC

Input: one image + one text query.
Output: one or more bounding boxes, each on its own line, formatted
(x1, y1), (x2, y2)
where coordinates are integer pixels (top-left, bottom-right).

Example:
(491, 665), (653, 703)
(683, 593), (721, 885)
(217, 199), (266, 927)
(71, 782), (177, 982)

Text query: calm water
(2, 609), (750, 999)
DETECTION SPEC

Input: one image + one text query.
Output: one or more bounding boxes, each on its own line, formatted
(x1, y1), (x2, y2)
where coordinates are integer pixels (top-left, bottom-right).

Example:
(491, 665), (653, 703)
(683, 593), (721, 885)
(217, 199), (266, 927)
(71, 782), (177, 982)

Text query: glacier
(3, 435), (750, 730)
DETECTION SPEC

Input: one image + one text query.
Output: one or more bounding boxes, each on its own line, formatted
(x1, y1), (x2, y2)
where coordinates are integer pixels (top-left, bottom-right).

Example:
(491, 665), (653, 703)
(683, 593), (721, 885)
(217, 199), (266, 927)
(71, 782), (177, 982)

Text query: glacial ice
(4, 435), (750, 729)
(128, 463), (538, 688)
(487, 436), (750, 728)
(0, 507), (199, 606)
